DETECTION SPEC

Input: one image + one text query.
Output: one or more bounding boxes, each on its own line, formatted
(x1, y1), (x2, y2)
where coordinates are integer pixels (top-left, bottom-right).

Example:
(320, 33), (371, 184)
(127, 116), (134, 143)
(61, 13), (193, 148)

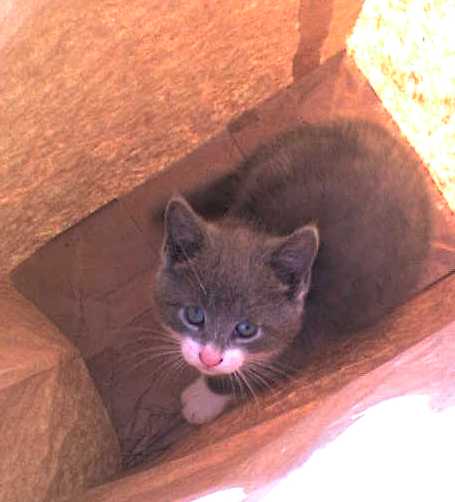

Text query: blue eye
(183, 305), (205, 326)
(235, 321), (258, 338)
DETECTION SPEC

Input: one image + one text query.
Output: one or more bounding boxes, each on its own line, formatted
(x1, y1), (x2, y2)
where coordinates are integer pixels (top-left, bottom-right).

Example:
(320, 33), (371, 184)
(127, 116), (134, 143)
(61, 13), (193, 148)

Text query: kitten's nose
(199, 346), (223, 368)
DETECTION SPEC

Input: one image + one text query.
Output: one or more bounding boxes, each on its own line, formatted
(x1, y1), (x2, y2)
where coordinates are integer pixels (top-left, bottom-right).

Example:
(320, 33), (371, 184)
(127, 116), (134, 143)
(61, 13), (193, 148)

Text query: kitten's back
(229, 120), (431, 339)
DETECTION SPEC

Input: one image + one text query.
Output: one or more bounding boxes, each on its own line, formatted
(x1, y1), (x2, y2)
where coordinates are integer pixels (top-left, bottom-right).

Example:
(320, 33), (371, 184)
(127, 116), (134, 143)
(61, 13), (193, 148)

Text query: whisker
(114, 324), (180, 338)
(119, 340), (180, 350)
(238, 370), (262, 423)
(123, 331), (181, 342)
(115, 336), (180, 351)
(117, 346), (182, 361)
(173, 358), (187, 376)
(120, 352), (183, 378)
(248, 363), (283, 381)
(150, 358), (188, 389)
(244, 366), (275, 394)
(232, 372), (245, 400)
(111, 327), (172, 340)
(249, 360), (293, 380)
(245, 365), (290, 416)
(120, 352), (183, 367)
(246, 367), (287, 414)
(228, 374), (238, 402)
(149, 359), (189, 389)
(229, 372), (250, 424)
(121, 341), (181, 351)
(229, 372), (248, 424)
(128, 329), (179, 341)
(237, 369), (259, 408)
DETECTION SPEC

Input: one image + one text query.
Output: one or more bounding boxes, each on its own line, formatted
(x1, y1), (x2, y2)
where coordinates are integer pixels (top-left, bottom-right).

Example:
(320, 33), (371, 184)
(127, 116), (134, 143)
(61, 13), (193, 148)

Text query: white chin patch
(180, 338), (245, 375)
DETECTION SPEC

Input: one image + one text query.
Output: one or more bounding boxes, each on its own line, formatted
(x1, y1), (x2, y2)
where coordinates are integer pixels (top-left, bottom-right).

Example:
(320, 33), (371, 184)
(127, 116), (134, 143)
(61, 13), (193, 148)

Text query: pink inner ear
(199, 345), (223, 367)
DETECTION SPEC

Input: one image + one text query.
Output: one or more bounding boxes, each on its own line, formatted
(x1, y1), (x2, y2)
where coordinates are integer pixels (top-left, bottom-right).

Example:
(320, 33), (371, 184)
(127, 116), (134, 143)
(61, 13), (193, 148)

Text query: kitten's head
(154, 196), (319, 376)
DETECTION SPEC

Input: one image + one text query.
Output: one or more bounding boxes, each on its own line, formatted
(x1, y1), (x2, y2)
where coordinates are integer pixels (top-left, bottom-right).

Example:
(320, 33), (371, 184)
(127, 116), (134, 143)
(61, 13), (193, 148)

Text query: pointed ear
(269, 224), (319, 300)
(162, 196), (208, 266)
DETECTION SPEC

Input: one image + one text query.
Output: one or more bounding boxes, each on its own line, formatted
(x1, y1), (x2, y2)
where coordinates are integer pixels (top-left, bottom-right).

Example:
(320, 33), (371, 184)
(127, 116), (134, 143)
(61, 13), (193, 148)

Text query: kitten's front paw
(181, 376), (232, 425)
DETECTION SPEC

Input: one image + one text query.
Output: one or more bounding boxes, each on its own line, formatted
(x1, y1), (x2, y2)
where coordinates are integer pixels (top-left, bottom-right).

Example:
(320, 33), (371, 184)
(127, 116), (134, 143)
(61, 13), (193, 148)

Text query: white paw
(181, 376), (232, 425)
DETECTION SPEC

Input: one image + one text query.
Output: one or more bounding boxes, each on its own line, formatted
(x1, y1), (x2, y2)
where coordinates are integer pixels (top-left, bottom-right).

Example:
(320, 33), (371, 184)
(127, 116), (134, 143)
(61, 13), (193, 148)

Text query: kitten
(153, 119), (430, 424)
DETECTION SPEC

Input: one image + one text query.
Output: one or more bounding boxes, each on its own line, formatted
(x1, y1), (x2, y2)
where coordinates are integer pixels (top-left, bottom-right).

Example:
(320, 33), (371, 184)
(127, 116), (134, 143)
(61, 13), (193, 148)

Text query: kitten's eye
(235, 321), (258, 339)
(183, 305), (205, 327)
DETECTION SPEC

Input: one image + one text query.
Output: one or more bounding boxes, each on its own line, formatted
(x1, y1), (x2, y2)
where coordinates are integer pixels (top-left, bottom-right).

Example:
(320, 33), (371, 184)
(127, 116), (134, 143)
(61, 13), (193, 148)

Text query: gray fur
(154, 119), (430, 396)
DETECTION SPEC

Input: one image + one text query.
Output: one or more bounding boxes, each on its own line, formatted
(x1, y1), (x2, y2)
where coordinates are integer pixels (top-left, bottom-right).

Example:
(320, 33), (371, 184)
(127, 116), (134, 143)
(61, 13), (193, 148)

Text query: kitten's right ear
(269, 224), (319, 300)
(162, 196), (208, 266)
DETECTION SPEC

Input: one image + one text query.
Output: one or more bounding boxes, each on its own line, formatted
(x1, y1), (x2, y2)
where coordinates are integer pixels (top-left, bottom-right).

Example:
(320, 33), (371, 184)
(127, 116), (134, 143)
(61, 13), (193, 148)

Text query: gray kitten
(154, 119), (430, 424)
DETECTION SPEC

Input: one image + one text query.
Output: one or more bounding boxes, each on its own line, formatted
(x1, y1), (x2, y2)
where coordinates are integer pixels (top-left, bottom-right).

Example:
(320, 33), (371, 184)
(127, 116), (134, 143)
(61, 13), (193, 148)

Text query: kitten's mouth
(180, 338), (245, 375)
(184, 358), (233, 376)
(192, 355), (231, 376)
(195, 365), (226, 375)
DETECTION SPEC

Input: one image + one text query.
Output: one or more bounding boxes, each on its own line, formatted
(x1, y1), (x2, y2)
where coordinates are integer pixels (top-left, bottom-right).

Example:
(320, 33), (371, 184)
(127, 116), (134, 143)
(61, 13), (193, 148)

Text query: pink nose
(199, 346), (223, 368)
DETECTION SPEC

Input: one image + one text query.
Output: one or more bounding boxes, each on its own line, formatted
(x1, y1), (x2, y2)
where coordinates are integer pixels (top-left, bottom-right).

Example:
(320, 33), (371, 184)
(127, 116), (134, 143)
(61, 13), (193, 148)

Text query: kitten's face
(154, 197), (319, 376)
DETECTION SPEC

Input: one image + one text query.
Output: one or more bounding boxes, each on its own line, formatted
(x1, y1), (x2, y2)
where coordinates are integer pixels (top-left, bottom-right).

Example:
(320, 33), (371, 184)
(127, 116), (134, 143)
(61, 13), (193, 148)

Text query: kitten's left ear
(162, 196), (208, 266)
(269, 224), (319, 300)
